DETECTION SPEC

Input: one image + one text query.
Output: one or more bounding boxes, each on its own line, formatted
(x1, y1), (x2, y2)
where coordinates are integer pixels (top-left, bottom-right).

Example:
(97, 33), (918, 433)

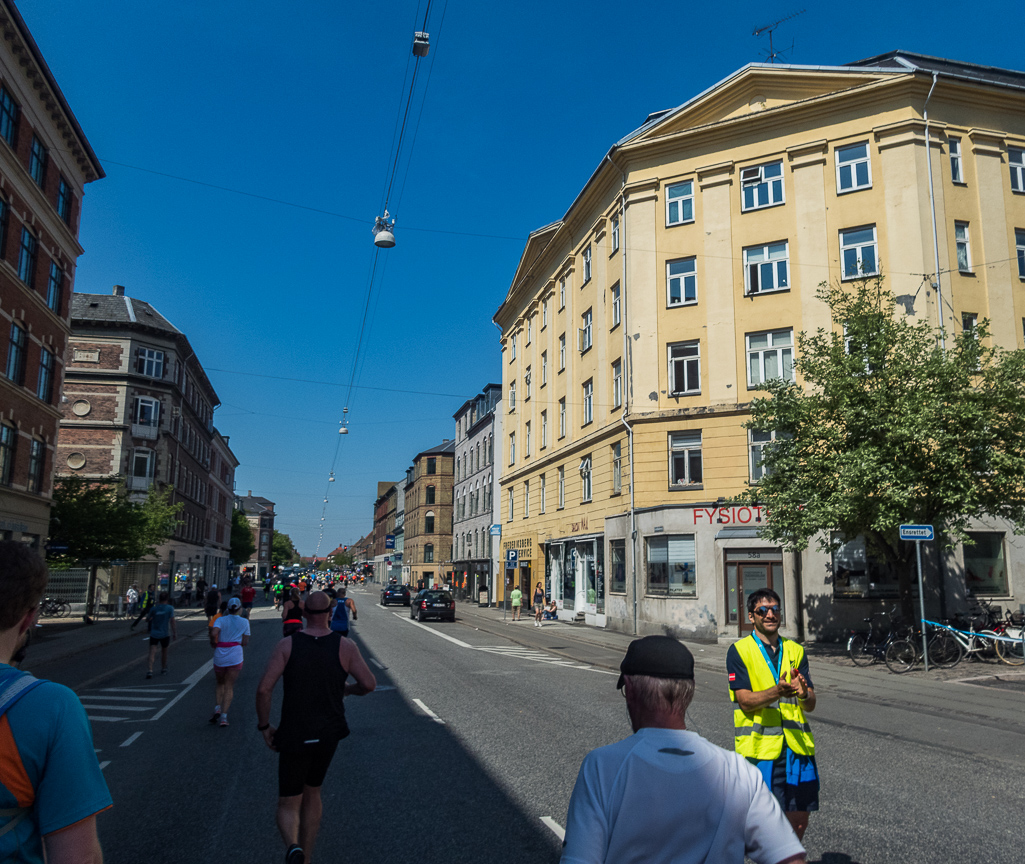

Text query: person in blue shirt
(329, 587), (357, 637)
(0, 541), (112, 864)
(145, 592), (177, 679)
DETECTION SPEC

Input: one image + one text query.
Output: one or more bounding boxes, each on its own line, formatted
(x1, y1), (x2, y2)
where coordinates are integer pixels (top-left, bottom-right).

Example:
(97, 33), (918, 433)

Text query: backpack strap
(0, 669), (45, 837)
(0, 670), (44, 719)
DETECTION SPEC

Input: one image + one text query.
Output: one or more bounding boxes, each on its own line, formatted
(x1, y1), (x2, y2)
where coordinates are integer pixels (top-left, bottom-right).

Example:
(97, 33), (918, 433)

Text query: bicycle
(886, 619), (1004, 673)
(847, 605), (911, 666)
(39, 596), (70, 618)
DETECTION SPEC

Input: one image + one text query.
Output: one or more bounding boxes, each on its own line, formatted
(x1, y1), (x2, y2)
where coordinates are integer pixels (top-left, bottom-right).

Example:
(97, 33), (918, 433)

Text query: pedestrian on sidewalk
(533, 582), (545, 627)
(560, 635), (805, 864)
(281, 589), (304, 637)
(510, 585), (523, 621)
(145, 592), (177, 678)
(209, 597), (250, 727)
(126, 582), (139, 616)
(129, 583), (156, 629)
(0, 541), (112, 864)
(256, 591), (376, 864)
(329, 587), (357, 638)
(727, 589), (818, 842)
(241, 581), (256, 619)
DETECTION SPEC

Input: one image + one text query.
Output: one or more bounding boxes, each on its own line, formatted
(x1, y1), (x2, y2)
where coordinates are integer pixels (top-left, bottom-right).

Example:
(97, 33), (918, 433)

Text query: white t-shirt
(212, 614), (250, 667)
(560, 727), (805, 864)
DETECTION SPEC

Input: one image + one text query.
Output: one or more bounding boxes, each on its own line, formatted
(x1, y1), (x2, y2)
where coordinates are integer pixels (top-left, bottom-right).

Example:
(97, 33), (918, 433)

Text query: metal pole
(916, 539), (929, 673)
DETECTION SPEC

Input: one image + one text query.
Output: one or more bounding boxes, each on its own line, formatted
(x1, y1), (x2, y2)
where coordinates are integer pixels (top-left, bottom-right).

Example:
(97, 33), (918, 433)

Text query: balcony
(132, 423), (159, 440)
(127, 474), (154, 491)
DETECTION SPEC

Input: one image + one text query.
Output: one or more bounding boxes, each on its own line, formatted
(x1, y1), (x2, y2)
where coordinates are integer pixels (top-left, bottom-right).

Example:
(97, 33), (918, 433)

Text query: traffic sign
(490, 524), (502, 537)
(505, 549), (518, 568)
(899, 524), (934, 542)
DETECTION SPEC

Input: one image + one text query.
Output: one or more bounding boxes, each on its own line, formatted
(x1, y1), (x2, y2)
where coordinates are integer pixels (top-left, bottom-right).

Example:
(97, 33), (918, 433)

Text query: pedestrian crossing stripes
(80, 684), (187, 723)
(473, 645), (587, 668)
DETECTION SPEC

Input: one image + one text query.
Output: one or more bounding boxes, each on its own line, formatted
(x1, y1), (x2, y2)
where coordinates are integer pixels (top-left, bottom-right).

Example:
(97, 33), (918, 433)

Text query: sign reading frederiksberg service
(899, 524), (934, 542)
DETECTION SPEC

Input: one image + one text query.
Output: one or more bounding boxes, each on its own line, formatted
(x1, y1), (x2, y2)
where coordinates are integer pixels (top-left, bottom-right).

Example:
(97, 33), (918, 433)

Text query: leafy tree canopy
(271, 530), (298, 566)
(230, 508), (256, 564)
(733, 276), (1025, 618)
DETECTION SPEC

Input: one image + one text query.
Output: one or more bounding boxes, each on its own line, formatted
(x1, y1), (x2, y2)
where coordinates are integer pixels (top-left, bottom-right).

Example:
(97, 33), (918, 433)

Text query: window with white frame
(839, 226), (879, 279)
(962, 312), (978, 335)
(136, 348), (164, 378)
(559, 277), (566, 309)
(667, 257), (697, 306)
(646, 534), (697, 596)
(541, 352), (547, 386)
(611, 283), (621, 328)
(579, 309), (592, 352)
(612, 359), (622, 408)
(580, 455), (592, 501)
(668, 341), (700, 395)
(524, 366), (532, 400)
(669, 431), (702, 486)
(1010, 147), (1025, 193)
(558, 466), (565, 508)
(612, 441), (622, 494)
(135, 396), (160, 427)
(611, 215), (620, 252)
(132, 448), (155, 480)
(526, 318), (532, 344)
(509, 432), (515, 465)
(1016, 229), (1025, 279)
(525, 421), (531, 457)
(559, 334), (566, 369)
(583, 245), (592, 283)
(749, 428), (783, 482)
(747, 329), (794, 386)
(582, 379), (593, 424)
(836, 142), (872, 192)
(955, 222), (972, 272)
(523, 480), (530, 517)
(741, 161), (784, 211)
(510, 333), (517, 360)
(949, 137), (964, 184)
(559, 398), (566, 438)
(509, 380), (516, 411)
(542, 299), (548, 329)
(744, 242), (789, 295)
(666, 180), (694, 225)
(539, 473), (546, 513)
(541, 410), (548, 448)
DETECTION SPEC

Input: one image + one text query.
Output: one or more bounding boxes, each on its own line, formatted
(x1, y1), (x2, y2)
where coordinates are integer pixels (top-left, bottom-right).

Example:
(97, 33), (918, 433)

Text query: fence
(44, 568), (90, 602)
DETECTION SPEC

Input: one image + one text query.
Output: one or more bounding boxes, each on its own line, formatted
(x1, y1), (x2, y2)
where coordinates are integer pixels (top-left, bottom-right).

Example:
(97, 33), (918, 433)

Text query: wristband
(257, 723), (270, 731)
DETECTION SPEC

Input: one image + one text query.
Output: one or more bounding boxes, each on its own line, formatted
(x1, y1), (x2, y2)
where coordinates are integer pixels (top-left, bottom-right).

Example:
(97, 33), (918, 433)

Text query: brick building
(403, 439), (455, 589)
(372, 480), (401, 581)
(0, 0), (103, 547)
(238, 491), (275, 581)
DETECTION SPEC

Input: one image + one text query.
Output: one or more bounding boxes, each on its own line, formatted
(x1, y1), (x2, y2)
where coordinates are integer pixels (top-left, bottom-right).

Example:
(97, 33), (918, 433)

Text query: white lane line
(120, 732), (143, 748)
(375, 685), (396, 692)
(79, 695), (165, 702)
(80, 705), (154, 712)
(99, 761), (111, 771)
(146, 659), (213, 722)
(89, 716), (127, 722)
(99, 687), (177, 693)
(541, 817), (565, 841)
(396, 613), (472, 648)
(369, 658), (385, 669)
(412, 698), (445, 724)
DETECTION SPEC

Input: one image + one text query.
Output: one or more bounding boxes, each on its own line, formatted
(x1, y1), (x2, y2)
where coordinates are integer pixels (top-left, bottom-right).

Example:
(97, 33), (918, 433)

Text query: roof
(452, 383), (502, 420)
(850, 50), (1025, 90)
(239, 495), (275, 515)
(413, 439), (456, 461)
(72, 293), (180, 334)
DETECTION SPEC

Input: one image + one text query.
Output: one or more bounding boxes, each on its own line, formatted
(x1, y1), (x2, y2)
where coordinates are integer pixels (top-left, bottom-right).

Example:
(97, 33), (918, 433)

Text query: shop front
(501, 533), (538, 609)
(544, 533), (605, 627)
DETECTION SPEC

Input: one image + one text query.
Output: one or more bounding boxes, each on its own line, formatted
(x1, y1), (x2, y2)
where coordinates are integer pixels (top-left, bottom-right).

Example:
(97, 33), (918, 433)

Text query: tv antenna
(753, 9), (805, 63)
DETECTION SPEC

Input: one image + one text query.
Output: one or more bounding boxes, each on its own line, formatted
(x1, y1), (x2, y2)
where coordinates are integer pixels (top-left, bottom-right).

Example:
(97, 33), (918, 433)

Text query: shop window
(645, 534), (696, 596)
(964, 532), (1008, 595)
(610, 539), (626, 593)
(831, 534), (900, 598)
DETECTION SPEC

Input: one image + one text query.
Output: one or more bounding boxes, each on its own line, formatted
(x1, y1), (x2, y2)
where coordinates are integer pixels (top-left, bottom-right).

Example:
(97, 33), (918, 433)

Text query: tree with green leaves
(230, 508), (256, 565)
(733, 276), (1025, 621)
(271, 530), (298, 566)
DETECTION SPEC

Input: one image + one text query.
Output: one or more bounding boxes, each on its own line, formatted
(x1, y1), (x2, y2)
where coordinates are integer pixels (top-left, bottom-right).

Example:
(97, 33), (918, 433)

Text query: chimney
(112, 285), (125, 296)
(248, 490), (252, 497)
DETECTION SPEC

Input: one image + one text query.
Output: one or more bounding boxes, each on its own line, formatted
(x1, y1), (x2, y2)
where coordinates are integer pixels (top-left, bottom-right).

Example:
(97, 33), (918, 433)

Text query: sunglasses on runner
(753, 605), (781, 617)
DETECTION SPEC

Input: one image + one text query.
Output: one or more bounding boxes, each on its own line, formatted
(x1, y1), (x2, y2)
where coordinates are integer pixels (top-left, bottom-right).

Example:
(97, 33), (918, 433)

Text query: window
(611, 215), (620, 252)
(612, 360), (622, 408)
(840, 226), (878, 279)
(0, 424), (13, 485)
(836, 142), (871, 192)
(666, 181), (694, 225)
(524, 367), (531, 400)
(509, 380), (516, 411)
(427, 457), (436, 474)
(747, 329), (794, 387)
(135, 396), (160, 427)
(964, 532), (1008, 595)
(1010, 147), (1025, 193)
(612, 442), (622, 494)
(526, 318), (532, 345)
(669, 431), (702, 486)
(27, 439), (44, 493)
(749, 429), (783, 482)
(744, 242), (789, 294)
(524, 421), (531, 457)
(18, 229), (36, 286)
(611, 283), (621, 328)
(539, 474), (546, 513)
(508, 488), (514, 521)
(523, 480), (529, 517)
(136, 348), (164, 378)
(542, 299), (548, 329)
(132, 448), (155, 481)
(579, 309), (592, 352)
(558, 466), (565, 508)
(29, 136), (46, 188)
(580, 455), (592, 501)
(0, 197), (7, 260)
(559, 277), (566, 309)
(6, 323), (27, 385)
(583, 245), (592, 283)
(949, 138), (964, 184)
(509, 432), (515, 465)
(667, 258), (697, 306)
(540, 410), (548, 448)
(426, 485), (436, 504)
(962, 312), (978, 336)
(559, 334), (566, 370)
(510, 333), (517, 360)
(559, 398), (566, 438)
(668, 342), (700, 395)
(47, 263), (63, 314)
(425, 511), (435, 533)
(610, 539), (626, 593)
(832, 534), (899, 598)
(1017, 229), (1025, 279)
(36, 348), (54, 403)
(57, 177), (72, 223)
(582, 380), (593, 425)
(541, 352), (547, 386)
(0, 85), (18, 147)
(646, 535), (696, 596)
(955, 222), (972, 272)
(424, 543), (434, 563)
(741, 161), (784, 210)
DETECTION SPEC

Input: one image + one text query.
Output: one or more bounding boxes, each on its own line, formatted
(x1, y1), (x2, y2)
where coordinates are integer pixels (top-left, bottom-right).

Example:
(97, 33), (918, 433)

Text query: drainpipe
(923, 71), (946, 353)
(606, 154), (638, 635)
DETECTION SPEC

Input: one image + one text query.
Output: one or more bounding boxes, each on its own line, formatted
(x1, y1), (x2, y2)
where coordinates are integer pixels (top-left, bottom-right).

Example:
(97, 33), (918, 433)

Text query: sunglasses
(753, 605), (781, 617)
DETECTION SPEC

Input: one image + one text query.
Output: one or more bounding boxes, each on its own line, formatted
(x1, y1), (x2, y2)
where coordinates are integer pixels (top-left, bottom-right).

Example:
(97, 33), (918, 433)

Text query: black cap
(617, 635), (694, 689)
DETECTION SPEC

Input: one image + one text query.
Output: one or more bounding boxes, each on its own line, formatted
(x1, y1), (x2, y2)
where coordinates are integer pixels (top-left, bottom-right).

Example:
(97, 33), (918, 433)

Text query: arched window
(425, 511), (435, 533)
(424, 543), (434, 563)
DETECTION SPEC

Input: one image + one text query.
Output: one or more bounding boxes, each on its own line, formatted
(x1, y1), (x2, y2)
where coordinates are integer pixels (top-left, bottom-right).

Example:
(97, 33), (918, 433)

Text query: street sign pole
(916, 539), (929, 673)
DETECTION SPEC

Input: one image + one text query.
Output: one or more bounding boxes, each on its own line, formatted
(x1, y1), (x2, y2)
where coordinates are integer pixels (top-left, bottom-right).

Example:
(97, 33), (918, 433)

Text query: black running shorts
(278, 740), (339, 797)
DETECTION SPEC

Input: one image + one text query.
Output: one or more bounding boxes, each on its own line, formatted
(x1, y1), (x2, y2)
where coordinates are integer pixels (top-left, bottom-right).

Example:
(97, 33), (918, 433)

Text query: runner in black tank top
(275, 631), (350, 750)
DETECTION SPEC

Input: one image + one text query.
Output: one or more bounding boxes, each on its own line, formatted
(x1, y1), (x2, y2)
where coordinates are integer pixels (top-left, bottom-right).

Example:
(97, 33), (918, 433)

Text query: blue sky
(20, 0), (1021, 555)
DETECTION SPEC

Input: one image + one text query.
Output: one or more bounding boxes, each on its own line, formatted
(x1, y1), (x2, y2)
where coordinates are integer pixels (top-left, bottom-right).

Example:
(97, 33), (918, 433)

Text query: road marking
(120, 732), (143, 748)
(540, 817), (565, 841)
(397, 613), (472, 648)
(80, 704), (155, 712)
(88, 717), (127, 721)
(99, 761), (111, 771)
(375, 685), (396, 692)
(100, 687), (177, 693)
(79, 695), (165, 702)
(412, 698), (445, 724)
(146, 659), (213, 722)
(369, 658), (386, 669)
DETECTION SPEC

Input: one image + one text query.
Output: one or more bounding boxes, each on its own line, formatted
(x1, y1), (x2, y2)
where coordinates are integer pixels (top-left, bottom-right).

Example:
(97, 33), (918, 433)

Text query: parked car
(410, 589), (455, 622)
(381, 583), (411, 606)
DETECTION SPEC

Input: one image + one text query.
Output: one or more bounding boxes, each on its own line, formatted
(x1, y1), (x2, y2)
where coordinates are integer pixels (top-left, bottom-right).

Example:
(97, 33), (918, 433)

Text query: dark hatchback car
(381, 583), (411, 606)
(410, 590), (455, 622)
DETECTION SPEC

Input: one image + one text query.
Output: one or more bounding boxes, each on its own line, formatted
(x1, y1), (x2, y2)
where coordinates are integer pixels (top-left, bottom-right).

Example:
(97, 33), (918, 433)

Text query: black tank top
(275, 631), (349, 751)
(283, 600), (303, 622)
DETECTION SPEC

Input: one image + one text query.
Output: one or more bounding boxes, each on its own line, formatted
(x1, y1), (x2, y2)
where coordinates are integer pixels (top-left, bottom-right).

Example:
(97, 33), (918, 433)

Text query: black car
(381, 583), (411, 606)
(410, 589), (455, 622)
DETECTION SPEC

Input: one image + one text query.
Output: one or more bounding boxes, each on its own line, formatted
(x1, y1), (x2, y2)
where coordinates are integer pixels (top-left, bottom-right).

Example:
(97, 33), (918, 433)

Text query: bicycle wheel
(57, 601), (70, 618)
(884, 639), (918, 674)
(847, 633), (875, 666)
(995, 631), (1025, 666)
(927, 631), (963, 668)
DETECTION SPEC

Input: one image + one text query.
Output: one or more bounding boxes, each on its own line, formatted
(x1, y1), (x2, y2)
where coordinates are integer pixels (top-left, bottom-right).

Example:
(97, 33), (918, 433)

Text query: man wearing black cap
(560, 635), (805, 864)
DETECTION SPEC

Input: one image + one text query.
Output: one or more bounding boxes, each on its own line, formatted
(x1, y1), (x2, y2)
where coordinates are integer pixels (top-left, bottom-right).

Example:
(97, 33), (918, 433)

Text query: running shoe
(285, 844), (304, 864)
(160, 668), (168, 675)
(219, 714), (228, 727)
(209, 711), (220, 724)
(145, 671), (153, 679)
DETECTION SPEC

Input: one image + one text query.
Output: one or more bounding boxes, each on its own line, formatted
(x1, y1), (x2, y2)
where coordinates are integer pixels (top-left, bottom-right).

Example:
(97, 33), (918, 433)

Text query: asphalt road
(23, 588), (1025, 864)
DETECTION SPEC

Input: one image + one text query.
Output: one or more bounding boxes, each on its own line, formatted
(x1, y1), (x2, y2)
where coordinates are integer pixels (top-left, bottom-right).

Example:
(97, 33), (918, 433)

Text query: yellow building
(493, 52), (1025, 642)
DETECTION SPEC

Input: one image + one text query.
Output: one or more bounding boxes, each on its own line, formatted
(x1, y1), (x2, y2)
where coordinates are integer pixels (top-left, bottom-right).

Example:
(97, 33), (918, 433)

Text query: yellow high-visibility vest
(729, 634), (815, 759)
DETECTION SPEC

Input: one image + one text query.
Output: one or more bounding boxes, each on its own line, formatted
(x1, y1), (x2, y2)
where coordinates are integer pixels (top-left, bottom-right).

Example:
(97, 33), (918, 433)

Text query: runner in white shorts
(209, 597), (251, 727)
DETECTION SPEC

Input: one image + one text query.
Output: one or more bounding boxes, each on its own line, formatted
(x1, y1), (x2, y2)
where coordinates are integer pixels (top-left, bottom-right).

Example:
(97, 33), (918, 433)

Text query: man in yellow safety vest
(727, 588), (818, 841)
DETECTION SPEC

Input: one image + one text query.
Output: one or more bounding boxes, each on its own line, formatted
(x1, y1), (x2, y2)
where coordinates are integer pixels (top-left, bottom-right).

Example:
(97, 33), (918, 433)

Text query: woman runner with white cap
(209, 596), (251, 726)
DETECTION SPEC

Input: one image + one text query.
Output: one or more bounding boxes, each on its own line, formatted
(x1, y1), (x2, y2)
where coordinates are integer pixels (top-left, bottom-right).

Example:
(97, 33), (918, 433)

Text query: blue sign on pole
(385, 534), (395, 549)
(489, 524), (502, 537)
(505, 549), (518, 568)
(899, 524), (934, 542)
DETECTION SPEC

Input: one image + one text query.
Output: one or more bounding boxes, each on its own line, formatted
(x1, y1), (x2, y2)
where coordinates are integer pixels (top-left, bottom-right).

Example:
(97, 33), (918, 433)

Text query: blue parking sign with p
(505, 549), (518, 568)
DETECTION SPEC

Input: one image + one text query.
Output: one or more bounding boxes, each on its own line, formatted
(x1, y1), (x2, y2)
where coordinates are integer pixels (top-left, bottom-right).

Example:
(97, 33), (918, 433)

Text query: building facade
(0, 0), (103, 548)
(494, 52), (1025, 641)
(207, 431), (238, 586)
(451, 384), (502, 602)
(238, 492), (275, 581)
(372, 480), (402, 582)
(403, 439), (455, 589)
